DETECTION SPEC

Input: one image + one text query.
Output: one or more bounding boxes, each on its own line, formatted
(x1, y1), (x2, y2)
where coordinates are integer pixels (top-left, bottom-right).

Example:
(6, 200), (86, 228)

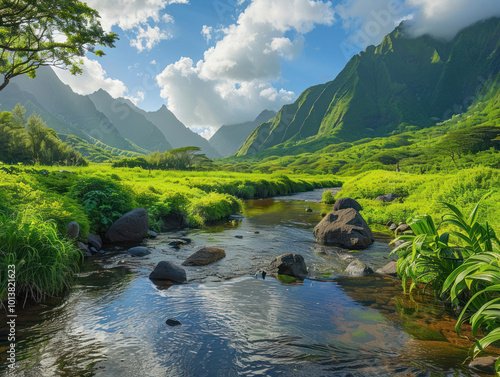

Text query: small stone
(67, 221), (80, 239)
(345, 260), (374, 276)
(254, 231), (260, 234)
(305, 208), (313, 212)
(166, 318), (182, 327)
(169, 240), (184, 248)
(395, 223), (412, 235)
(389, 223), (397, 231)
(148, 230), (158, 238)
(235, 235), (243, 239)
(89, 246), (98, 254)
(469, 356), (497, 375)
(321, 213), (327, 217)
(127, 246), (151, 257)
(386, 221), (394, 227)
(77, 242), (91, 257)
(376, 261), (398, 276)
(87, 233), (102, 251)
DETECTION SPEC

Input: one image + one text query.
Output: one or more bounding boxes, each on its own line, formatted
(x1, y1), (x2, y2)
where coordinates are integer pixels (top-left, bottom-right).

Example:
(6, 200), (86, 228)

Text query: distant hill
(209, 110), (276, 157)
(89, 89), (172, 153)
(137, 105), (221, 159)
(238, 17), (500, 157)
(0, 67), (144, 154)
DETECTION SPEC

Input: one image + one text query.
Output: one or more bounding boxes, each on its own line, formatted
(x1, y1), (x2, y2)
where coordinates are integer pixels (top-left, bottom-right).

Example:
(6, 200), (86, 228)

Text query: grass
(0, 209), (82, 302)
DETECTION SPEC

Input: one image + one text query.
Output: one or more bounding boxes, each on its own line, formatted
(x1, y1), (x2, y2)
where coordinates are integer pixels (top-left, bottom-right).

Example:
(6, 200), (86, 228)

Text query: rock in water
(333, 198), (363, 212)
(149, 261), (187, 283)
(127, 246), (151, 257)
(268, 254), (307, 278)
(305, 208), (313, 213)
(376, 261), (398, 276)
(182, 247), (226, 266)
(345, 260), (374, 276)
(105, 208), (149, 243)
(148, 230), (158, 238)
(87, 233), (103, 251)
(166, 318), (182, 327)
(313, 208), (374, 249)
(67, 221), (80, 239)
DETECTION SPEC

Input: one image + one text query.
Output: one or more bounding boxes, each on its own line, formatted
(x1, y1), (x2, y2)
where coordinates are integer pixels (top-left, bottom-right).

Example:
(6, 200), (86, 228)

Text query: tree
(0, 0), (118, 90)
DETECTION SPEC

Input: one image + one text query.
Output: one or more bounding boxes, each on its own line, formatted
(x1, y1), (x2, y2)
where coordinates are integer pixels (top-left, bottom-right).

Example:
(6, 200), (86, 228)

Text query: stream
(0, 189), (488, 376)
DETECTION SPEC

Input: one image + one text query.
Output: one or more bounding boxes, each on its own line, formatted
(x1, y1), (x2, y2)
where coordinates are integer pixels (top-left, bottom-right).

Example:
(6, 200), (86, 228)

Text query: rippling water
(0, 189), (483, 376)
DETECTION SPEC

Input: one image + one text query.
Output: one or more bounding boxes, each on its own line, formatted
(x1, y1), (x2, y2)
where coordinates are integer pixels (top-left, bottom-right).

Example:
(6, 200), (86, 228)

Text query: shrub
(0, 209), (82, 302)
(188, 193), (241, 226)
(321, 190), (335, 204)
(70, 177), (136, 234)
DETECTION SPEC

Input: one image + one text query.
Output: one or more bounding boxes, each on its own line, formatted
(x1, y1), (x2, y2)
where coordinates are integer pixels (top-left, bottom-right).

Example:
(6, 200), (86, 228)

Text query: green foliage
(188, 193), (241, 227)
(0, 0), (118, 91)
(0, 209), (82, 302)
(70, 177), (136, 234)
(321, 190), (336, 204)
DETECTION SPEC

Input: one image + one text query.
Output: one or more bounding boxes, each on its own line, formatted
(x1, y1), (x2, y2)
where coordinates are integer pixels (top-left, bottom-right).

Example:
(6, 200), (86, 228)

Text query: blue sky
(52, 0), (500, 138)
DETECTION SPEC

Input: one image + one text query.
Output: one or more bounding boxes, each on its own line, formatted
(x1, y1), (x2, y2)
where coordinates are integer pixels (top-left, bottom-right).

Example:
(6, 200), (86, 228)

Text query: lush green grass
(0, 209), (82, 302)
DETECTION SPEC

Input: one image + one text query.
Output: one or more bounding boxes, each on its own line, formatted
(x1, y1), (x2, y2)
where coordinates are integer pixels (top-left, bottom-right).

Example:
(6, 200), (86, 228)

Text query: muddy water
(0, 189), (488, 376)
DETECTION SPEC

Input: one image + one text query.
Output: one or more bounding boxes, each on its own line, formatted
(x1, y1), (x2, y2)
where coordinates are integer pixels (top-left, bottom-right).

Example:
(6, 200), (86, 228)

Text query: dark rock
(235, 235), (243, 239)
(345, 260), (374, 276)
(313, 208), (374, 249)
(87, 233), (102, 251)
(305, 208), (313, 213)
(114, 246), (123, 251)
(77, 242), (91, 257)
(168, 240), (185, 248)
(389, 223), (397, 231)
(268, 253), (307, 278)
(321, 213), (327, 217)
(469, 356), (497, 375)
(105, 208), (149, 243)
(333, 198), (363, 212)
(395, 223), (412, 235)
(148, 230), (158, 238)
(182, 247), (226, 266)
(149, 261), (187, 283)
(376, 193), (399, 202)
(67, 221), (80, 239)
(89, 246), (98, 254)
(254, 231), (260, 234)
(127, 246), (151, 257)
(166, 318), (182, 327)
(376, 261), (398, 276)
(161, 210), (188, 231)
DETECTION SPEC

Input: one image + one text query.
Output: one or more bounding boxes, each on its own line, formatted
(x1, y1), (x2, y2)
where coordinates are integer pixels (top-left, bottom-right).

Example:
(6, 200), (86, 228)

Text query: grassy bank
(336, 167), (500, 233)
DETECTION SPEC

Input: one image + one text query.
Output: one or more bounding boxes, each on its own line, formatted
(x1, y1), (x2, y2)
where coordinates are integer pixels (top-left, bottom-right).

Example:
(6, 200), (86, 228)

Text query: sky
(52, 0), (500, 139)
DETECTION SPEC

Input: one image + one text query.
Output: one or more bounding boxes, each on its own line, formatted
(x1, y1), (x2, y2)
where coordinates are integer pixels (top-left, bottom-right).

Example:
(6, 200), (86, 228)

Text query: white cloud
(406, 0), (500, 39)
(201, 25), (213, 43)
(192, 126), (216, 140)
(52, 58), (143, 103)
(150, 59), (157, 65)
(157, 0), (333, 127)
(85, 0), (188, 52)
(130, 25), (172, 52)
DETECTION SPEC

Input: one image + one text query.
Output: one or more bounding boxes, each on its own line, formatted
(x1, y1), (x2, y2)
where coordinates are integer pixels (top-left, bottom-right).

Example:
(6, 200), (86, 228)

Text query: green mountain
(89, 89), (172, 152)
(0, 67), (144, 154)
(238, 17), (500, 157)
(209, 110), (276, 157)
(138, 105), (221, 159)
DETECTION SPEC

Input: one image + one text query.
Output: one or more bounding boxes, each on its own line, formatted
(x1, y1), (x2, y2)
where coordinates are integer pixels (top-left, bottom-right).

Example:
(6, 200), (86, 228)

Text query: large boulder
(313, 208), (374, 249)
(88, 233), (103, 251)
(67, 221), (80, 239)
(105, 208), (149, 243)
(333, 198), (363, 212)
(268, 253), (307, 278)
(345, 260), (374, 276)
(182, 247), (226, 266)
(376, 193), (399, 202)
(149, 261), (187, 283)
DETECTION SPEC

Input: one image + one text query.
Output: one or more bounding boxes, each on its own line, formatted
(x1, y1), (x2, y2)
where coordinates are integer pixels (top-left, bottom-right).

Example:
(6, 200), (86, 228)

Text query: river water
(0, 189), (488, 376)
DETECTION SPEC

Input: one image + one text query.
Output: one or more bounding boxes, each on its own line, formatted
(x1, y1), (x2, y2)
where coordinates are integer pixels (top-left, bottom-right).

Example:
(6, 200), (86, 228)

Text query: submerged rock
(149, 261), (187, 283)
(182, 247), (226, 266)
(166, 318), (182, 327)
(88, 233), (102, 251)
(105, 208), (149, 243)
(345, 259), (374, 276)
(333, 198), (363, 212)
(127, 246), (151, 257)
(67, 221), (80, 239)
(268, 253), (307, 279)
(235, 235), (243, 239)
(313, 208), (374, 249)
(376, 261), (398, 276)
(168, 240), (185, 248)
